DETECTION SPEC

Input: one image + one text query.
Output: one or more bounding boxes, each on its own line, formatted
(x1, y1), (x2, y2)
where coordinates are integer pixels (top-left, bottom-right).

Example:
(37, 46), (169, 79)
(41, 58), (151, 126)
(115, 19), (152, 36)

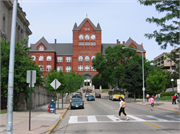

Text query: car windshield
(72, 99), (82, 102)
(89, 95), (94, 97)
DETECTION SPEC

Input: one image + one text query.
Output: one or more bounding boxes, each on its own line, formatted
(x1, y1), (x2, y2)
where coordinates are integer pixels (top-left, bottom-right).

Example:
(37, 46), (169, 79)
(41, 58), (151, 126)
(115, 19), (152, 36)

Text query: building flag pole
(6, 0), (18, 134)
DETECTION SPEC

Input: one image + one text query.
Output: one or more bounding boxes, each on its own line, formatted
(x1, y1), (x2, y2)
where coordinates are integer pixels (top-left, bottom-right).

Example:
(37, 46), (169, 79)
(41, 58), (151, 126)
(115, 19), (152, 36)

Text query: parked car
(70, 98), (84, 109)
(72, 95), (82, 99)
(76, 92), (82, 97)
(85, 92), (90, 97)
(87, 95), (95, 101)
(95, 93), (101, 98)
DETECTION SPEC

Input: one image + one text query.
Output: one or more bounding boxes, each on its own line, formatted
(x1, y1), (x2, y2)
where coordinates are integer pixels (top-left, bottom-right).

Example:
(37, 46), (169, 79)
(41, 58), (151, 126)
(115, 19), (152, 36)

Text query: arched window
(85, 34), (89, 40)
(47, 55), (52, 61)
(39, 46), (44, 51)
(31, 55), (36, 61)
(78, 55), (83, 61)
(39, 55), (44, 61)
(85, 56), (89, 61)
(91, 55), (95, 61)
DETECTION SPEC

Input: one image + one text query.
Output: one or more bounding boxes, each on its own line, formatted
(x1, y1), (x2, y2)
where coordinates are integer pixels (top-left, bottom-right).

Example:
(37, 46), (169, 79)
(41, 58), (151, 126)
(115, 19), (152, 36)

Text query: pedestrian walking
(116, 97), (129, 121)
(172, 94), (176, 104)
(66, 93), (68, 98)
(149, 95), (154, 111)
(175, 92), (179, 104)
(146, 94), (149, 102)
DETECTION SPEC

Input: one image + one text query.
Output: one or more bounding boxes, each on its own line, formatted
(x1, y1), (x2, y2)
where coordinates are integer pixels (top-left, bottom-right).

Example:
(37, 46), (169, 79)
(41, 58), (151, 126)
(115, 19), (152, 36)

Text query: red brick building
(29, 18), (146, 79)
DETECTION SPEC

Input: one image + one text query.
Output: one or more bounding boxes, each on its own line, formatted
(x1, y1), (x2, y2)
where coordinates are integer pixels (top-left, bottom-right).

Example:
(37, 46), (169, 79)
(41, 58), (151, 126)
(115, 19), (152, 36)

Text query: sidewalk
(0, 101), (70, 134)
(132, 99), (180, 113)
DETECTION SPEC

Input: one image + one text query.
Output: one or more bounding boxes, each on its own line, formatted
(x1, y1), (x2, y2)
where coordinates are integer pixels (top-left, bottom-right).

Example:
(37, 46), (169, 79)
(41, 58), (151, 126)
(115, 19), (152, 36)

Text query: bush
(160, 91), (174, 97)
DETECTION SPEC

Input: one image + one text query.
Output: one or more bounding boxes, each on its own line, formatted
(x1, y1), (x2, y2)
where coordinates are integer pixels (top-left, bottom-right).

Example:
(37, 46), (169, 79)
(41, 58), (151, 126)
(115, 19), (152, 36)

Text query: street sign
(26, 70), (36, 83)
(50, 79), (61, 90)
(142, 88), (145, 91)
(177, 79), (180, 93)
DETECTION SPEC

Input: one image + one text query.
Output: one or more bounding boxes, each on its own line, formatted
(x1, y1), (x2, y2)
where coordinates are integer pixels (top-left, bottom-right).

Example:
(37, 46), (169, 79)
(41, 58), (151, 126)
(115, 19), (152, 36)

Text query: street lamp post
(171, 79), (174, 94)
(122, 47), (145, 102)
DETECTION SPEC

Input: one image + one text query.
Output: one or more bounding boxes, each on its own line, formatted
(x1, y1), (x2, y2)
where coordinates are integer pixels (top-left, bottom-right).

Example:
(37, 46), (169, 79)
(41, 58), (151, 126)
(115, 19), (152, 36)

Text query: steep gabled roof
(73, 18), (101, 31)
(50, 43), (73, 55)
(29, 37), (55, 51)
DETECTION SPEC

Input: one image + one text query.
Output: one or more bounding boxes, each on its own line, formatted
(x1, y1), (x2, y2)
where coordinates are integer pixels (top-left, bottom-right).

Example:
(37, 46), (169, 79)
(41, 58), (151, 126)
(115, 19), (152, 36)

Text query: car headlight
(80, 103), (83, 105)
(71, 103), (75, 106)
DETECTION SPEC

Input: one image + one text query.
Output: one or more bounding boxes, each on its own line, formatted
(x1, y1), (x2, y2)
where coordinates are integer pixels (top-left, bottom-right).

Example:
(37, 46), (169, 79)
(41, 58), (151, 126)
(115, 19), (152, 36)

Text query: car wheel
(71, 107), (73, 109)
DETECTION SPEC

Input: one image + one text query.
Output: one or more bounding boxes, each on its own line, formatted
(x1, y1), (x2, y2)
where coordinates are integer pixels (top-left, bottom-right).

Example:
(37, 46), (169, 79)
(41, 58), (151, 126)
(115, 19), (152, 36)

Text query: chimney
(117, 39), (120, 44)
(55, 39), (57, 44)
(123, 41), (125, 44)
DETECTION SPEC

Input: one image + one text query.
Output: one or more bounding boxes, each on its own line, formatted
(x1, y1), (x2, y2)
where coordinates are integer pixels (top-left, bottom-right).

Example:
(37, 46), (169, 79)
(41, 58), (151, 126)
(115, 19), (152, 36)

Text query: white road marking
(107, 115), (122, 121)
(165, 115), (180, 121)
(87, 116), (97, 122)
(128, 115), (145, 121)
(68, 116), (78, 123)
(145, 115), (168, 121)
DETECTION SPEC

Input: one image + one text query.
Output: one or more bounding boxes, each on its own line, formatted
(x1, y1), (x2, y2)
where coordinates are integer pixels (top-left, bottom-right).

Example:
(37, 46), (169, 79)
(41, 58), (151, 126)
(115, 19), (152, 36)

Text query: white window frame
(85, 56), (89, 61)
(78, 55), (83, 61)
(39, 65), (44, 71)
(46, 65), (51, 71)
(57, 57), (63, 62)
(85, 65), (89, 71)
(66, 57), (71, 62)
(85, 34), (89, 40)
(91, 55), (95, 61)
(39, 46), (44, 51)
(78, 65), (83, 71)
(57, 66), (63, 72)
(66, 66), (71, 72)
(47, 55), (52, 61)
(31, 55), (36, 61)
(39, 55), (44, 61)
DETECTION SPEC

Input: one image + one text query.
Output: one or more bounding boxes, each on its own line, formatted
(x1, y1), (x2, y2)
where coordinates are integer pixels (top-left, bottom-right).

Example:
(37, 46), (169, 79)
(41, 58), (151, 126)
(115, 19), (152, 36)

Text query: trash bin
(49, 100), (55, 113)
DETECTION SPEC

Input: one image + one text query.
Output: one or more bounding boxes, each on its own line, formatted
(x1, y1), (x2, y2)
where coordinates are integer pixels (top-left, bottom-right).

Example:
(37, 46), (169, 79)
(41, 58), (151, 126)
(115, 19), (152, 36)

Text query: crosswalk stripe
(69, 116), (78, 123)
(128, 115), (145, 121)
(165, 115), (180, 121)
(107, 115), (122, 121)
(87, 116), (97, 122)
(145, 115), (167, 121)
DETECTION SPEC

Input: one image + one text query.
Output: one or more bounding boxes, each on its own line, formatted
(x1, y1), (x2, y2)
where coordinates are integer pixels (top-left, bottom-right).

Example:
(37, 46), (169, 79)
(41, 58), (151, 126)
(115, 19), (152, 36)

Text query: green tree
(139, 0), (179, 49)
(45, 69), (66, 93)
(164, 70), (178, 90)
(92, 45), (136, 87)
(1, 39), (44, 107)
(123, 63), (142, 101)
(146, 69), (167, 95)
(92, 74), (108, 89)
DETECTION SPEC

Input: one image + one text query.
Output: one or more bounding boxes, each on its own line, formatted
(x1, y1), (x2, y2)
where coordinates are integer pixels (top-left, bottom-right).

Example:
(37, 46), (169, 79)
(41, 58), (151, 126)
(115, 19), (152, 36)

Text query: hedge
(160, 91), (175, 97)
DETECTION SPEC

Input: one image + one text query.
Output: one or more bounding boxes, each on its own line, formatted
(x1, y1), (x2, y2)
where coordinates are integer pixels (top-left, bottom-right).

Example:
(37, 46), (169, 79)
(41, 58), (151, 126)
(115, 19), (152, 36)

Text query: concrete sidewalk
(132, 99), (180, 113)
(0, 102), (70, 134)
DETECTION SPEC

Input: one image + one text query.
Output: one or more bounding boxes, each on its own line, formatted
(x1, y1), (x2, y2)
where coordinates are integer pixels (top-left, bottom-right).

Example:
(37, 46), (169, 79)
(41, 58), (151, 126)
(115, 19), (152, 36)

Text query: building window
(57, 57), (63, 62)
(66, 66), (71, 72)
(91, 55), (95, 61)
(39, 46), (44, 51)
(85, 65), (89, 71)
(78, 55), (83, 61)
(31, 55), (36, 61)
(39, 55), (44, 61)
(82, 42), (84, 45)
(46, 65), (51, 71)
(94, 42), (96, 45)
(3, 15), (5, 30)
(79, 34), (84, 40)
(85, 56), (89, 61)
(85, 27), (87, 30)
(39, 65), (43, 71)
(85, 34), (89, 40)
(79, 42), (81, 45)
(91, 65), (96, 71)
(47, 55), (52, 61)
(57, 66), (63, 72)
(87, 42), (89, 45)
(66, 57), (71, 62)
(78, 65), (83, 71)
(91, 42), (96, 46)
(88, 27), (90, 30)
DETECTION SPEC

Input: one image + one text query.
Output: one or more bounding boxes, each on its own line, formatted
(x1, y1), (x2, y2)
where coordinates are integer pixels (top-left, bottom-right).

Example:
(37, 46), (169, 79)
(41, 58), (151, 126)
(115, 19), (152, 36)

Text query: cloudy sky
(19, 0), (175, 61)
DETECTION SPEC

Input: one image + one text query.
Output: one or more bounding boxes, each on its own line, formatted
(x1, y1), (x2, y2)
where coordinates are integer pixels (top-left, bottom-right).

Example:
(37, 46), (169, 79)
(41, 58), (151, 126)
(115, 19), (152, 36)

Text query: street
(53, 95), (180, 134)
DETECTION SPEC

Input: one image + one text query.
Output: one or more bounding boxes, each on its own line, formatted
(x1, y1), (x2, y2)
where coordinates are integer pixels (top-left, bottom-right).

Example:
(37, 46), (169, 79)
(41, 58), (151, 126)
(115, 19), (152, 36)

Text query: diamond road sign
(50, 79), (61, 90)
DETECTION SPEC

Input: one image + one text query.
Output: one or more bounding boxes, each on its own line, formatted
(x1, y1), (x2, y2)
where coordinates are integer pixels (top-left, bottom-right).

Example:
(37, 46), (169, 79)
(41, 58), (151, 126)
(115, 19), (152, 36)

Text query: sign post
(26, 70), (36, 131)
(50, 79), (61, 114)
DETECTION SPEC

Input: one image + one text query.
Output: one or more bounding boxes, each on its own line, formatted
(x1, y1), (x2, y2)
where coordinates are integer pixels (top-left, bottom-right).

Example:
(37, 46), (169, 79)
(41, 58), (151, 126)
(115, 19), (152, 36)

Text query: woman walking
(116, 97), (129, 121)
(149, 95), (154, 111)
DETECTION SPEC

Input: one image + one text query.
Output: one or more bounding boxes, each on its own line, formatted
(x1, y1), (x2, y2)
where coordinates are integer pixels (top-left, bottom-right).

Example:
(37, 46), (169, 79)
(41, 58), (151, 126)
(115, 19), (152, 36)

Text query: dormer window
(39, 46), (44, 51)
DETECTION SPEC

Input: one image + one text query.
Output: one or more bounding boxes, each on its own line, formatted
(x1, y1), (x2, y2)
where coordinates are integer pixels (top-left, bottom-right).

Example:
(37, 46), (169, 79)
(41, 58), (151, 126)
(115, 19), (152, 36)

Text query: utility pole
(6, 0), (18, 134)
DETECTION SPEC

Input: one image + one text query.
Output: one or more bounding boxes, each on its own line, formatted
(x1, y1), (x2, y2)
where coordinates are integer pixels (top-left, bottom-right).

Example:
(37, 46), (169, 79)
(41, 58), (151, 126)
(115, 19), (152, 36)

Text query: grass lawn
(102, 89), (109, 93)
(0, 110), (7, 114)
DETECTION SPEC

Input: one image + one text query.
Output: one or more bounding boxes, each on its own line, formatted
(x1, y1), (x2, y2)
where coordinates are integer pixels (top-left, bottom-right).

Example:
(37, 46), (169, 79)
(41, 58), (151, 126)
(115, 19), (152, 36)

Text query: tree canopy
(1, 39), (44, 97)
(139, 0), (179, 49)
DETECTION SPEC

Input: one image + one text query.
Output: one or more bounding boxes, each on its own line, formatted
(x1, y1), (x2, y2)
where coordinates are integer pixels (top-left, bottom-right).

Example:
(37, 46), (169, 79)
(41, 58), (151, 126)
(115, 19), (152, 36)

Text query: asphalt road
(53, 96), (180, 134)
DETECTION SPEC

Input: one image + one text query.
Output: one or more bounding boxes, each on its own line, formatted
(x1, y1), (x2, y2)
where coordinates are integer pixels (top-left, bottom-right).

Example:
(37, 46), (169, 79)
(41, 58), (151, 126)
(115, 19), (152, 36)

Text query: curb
(48, 104), (70, 134)
(133, 102), (180, 113)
